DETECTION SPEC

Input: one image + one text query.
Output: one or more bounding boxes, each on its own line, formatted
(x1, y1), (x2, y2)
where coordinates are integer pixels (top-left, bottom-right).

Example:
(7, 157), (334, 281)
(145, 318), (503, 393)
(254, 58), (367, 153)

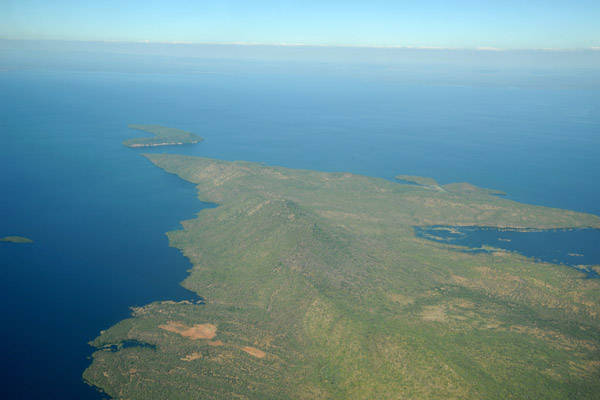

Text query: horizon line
(1, 37), (599, 52)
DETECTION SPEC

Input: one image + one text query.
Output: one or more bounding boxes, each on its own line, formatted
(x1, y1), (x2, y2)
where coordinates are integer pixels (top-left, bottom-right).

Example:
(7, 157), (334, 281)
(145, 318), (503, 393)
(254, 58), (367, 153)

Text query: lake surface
(414, 226), (600, 278)
(1, 64), (599, 399)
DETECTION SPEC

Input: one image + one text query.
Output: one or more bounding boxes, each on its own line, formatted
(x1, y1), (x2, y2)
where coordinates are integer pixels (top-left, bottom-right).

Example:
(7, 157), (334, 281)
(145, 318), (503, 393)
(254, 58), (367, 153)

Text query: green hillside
(84, 154), (600, 399)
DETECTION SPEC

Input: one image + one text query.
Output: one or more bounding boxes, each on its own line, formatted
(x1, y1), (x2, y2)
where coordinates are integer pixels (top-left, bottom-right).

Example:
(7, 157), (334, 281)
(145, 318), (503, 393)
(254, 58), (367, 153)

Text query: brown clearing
(208, 340), (223, 346)
(159, 321), (217, 340)
(510, 325), (597, 351)
(242, 346), (266, 358)
(420, 305), (448, 322)
(181, 353), (203, 362)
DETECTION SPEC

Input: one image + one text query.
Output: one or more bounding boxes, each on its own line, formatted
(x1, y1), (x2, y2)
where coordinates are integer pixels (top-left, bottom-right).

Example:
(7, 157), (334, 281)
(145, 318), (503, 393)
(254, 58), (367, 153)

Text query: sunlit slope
(85, 154), (600, 399)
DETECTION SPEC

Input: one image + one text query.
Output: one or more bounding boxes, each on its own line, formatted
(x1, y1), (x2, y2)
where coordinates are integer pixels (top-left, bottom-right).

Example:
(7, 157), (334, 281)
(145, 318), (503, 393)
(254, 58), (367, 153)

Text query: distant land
(84, 153), (600, 399)
(123, 125), (203, 148)
(0, 236), (33, 244)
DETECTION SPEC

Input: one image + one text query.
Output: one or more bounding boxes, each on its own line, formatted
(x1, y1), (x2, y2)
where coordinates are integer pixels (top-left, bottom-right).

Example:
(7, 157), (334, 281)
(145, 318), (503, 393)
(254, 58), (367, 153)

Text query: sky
(0, 0), (599, 50)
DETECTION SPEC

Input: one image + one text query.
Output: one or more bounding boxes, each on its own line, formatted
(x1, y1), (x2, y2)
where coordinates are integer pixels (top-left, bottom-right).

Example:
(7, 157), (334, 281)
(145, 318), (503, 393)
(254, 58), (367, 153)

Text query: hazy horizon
(2, 38), (599, 91)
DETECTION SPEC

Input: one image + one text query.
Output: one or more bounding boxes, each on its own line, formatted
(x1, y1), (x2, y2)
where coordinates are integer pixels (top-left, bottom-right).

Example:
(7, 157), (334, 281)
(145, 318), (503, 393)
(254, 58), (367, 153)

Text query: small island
(0, 236), (33, 244)
(123, 125), (204, 148)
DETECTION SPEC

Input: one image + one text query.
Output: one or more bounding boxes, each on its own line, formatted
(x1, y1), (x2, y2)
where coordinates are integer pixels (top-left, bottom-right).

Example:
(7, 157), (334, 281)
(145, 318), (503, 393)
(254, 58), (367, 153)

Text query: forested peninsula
(85, 154), (600, 399)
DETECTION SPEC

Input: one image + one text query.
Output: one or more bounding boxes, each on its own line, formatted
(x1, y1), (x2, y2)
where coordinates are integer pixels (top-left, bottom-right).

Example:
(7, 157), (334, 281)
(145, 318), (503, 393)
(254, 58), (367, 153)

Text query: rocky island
(123, 125), (204, 147)
(85, 154), (600, 399)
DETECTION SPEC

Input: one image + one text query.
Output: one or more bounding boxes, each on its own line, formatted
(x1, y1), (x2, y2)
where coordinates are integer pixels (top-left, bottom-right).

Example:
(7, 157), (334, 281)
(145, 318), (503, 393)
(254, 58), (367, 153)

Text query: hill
(84, 154), (600, 399)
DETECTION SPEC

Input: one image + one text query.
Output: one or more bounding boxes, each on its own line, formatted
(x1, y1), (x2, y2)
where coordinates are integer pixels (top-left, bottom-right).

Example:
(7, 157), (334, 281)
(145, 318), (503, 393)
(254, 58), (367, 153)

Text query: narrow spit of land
(85, 153), (600, 399)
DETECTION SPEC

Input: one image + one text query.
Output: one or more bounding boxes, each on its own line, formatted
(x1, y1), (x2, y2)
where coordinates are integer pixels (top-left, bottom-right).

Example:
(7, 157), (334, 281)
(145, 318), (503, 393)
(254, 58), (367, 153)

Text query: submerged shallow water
(0, 65), (599, 399)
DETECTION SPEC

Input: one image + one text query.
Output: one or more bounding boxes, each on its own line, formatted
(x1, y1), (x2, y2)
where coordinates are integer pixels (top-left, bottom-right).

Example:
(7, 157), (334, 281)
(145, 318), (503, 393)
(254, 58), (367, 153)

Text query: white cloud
(476, 47), (505, 52)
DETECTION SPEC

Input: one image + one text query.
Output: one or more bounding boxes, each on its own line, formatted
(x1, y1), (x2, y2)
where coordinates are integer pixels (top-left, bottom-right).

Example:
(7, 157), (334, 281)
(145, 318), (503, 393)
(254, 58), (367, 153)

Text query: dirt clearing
(159, 321), (217, 340)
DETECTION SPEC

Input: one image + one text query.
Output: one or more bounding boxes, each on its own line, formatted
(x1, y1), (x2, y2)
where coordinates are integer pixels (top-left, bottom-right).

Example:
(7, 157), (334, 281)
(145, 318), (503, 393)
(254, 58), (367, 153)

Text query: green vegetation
(123, 125), (204, 147)
(0, 236), (33, 244)
(85, 155), (600, 399)
(443, 182), (507, 196)
(395, 176), (506, 196)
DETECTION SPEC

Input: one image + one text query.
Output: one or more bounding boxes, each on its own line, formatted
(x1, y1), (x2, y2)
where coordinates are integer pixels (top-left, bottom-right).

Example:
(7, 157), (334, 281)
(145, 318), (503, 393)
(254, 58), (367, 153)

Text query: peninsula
(123, 125), (203, 147)
(85, 155), (600, 399)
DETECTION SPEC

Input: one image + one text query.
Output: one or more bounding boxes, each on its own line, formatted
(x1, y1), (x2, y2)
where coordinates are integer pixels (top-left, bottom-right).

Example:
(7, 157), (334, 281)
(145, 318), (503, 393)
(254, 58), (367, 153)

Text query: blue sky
(1, 0), (599, 49)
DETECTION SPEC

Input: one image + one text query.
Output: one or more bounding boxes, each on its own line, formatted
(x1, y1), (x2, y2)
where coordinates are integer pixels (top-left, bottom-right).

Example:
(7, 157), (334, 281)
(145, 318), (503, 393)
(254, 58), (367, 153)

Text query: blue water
(106, 340), (157, 353)
(414, 227), (600, 278)
(1, 65), (599, 399)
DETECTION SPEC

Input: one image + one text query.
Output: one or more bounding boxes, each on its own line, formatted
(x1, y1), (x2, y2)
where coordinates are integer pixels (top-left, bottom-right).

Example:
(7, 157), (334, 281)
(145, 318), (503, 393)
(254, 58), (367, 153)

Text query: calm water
(1, 66), (599, 399)
(414, 226), (600, 278)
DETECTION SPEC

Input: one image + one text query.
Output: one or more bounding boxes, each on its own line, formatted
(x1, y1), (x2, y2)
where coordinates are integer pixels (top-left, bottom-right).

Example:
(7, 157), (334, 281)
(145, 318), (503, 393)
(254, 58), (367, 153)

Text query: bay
(414, 226), (600, 278)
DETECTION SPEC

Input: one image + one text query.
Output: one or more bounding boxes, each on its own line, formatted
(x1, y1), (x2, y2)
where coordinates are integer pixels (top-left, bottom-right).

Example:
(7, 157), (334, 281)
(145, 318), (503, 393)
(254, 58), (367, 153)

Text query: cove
(414, 226), (600, 278)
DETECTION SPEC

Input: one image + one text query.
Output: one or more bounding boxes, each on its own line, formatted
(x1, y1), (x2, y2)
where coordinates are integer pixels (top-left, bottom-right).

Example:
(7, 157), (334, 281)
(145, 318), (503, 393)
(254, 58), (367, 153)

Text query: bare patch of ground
(242, 346), (266, 358)
(181, 352), (203, 361)
(453, 299), (474, 309)
(208, 340), (223, 346)
(510, 325), (597, 351)
(586, 360), (600, 371)
(159, 321), (217, 340)
(420, 305), (448, 322)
